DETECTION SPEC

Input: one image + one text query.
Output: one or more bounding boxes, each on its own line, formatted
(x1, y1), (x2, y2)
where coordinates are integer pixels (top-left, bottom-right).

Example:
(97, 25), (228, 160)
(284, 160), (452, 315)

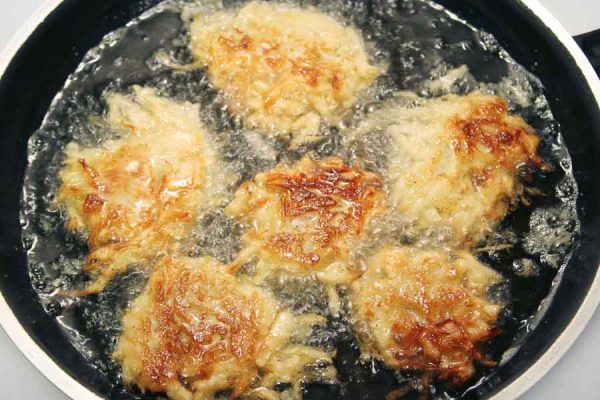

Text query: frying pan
(1, 0), (600, 399)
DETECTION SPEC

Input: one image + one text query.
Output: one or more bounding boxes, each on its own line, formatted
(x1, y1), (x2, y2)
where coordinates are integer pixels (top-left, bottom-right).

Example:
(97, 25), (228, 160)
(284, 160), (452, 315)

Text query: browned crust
(386, 310), (500, 385)
(451, 96), (543, 177)
(262, 158), (383, 268)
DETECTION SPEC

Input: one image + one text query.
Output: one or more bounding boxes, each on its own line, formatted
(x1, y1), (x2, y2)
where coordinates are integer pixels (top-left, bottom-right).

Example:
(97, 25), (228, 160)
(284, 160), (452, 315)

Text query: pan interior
(1, 0), (597, 399)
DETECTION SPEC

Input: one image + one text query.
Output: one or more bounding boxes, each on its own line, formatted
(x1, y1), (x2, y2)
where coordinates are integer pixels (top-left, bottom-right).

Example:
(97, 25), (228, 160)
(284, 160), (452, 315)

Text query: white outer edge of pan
(0, 1), (598, 400)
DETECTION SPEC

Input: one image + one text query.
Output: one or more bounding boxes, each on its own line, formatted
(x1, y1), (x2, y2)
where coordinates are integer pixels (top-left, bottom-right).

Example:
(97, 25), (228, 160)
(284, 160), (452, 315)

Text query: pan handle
(574, 29), (600, 77)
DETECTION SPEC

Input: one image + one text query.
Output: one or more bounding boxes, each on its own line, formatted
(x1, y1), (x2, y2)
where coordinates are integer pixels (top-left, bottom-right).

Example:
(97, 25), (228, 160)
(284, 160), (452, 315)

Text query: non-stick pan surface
(1, 1), (600, 399)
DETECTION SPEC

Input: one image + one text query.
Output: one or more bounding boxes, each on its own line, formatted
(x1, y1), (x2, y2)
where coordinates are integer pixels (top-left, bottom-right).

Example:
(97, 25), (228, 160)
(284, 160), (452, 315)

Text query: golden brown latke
(114, 256), (277, 399)
(57, 87), (235, 292)
(225, 157), (385, 284)
(189, 1), (381, 147)
(114, 256), (334, 400)
(350, 246), (502, 384)
(352, 93), (542, 247)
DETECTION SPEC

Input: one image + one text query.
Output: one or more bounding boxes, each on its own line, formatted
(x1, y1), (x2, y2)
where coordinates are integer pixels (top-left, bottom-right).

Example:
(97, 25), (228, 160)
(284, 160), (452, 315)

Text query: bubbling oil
(20, 0), (579, 399)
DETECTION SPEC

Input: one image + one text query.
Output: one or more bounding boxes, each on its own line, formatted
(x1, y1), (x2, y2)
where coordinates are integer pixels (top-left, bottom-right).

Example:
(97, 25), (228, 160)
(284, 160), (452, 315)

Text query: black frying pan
(1, 1), (600, 399)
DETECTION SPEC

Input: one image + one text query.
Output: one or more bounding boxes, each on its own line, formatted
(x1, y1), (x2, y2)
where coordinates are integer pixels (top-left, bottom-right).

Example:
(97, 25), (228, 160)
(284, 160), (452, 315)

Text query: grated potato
(350, 246), (502, 384)
(189, 1), (381, 147)
(57, 87), (236, 292)
(115, 256), (333, 399)
(352, 93), (542, 247)
(225, 156), (385, 284)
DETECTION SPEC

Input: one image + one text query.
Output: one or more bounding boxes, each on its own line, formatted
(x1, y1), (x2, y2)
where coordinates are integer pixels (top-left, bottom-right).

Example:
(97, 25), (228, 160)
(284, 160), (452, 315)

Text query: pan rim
(488, 1), (600, 398)
(0, 0), (598, 399)
(0, 3), (102, 398)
